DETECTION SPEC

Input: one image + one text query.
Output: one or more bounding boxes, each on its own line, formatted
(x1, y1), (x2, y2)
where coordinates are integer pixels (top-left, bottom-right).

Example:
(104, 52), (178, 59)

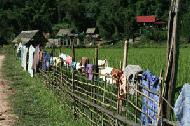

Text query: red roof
(136, 16), (156, 23)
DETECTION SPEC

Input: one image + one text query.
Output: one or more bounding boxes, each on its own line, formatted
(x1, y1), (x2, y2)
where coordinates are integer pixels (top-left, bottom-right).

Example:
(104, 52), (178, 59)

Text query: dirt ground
(0, 55), (17, 126)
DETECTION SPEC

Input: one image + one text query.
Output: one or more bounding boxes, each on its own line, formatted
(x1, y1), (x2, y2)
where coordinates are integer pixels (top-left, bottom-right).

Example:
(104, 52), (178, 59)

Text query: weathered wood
(122, 40), (128, 70)
(164, 0), (180, 119)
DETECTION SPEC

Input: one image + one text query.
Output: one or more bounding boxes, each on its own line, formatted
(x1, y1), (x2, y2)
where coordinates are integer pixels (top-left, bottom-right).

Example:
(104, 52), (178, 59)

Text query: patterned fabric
(85, 64), (94, 80)
(125, 65), (143, 95)
(32, 45), (40, 72)
(141, 70), (159, 126)
(28, 45), (35, 77)
(174, 83), (190, 126)
(42, 52), (50, 71)
(71, 62), (77, 73)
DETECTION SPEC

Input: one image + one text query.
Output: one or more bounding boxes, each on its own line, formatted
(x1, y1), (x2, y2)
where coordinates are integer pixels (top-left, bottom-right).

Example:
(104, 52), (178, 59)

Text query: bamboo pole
(122, 40), (128, 70)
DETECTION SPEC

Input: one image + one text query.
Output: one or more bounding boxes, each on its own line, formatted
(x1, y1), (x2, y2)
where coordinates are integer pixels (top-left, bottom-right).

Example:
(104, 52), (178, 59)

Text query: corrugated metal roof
(136, 16), (156, 23)
(12, 30), (39, 43)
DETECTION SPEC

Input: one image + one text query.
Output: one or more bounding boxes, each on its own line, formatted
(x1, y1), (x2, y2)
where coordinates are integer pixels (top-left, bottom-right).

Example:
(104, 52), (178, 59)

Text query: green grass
(51, 47), (190, 97)
(2, 47), (89, 126)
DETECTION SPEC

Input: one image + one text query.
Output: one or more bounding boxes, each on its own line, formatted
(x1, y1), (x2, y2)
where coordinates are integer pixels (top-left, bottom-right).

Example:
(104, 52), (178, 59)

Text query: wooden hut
(56, 28), (80, 47)
(12, 30), (47, 47)
(85, 27), (100, 46)
(46, 39), (60, 48)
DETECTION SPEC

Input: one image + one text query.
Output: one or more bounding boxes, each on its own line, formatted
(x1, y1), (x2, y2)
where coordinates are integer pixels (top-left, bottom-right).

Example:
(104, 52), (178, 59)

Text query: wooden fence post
(71, 41), (77, 118)
(164, 0), (180, 119)
(122, 40), (129, 70)
(116, 40), (129, 125)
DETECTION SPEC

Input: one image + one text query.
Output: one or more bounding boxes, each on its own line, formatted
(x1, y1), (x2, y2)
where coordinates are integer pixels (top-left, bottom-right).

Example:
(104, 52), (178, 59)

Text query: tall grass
(2, 47), (89, 126)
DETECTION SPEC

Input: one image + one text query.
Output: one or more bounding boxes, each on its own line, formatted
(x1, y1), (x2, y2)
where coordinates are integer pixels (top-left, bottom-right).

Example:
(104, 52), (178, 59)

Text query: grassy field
(51, 47), (190, 97)
(1, 47), (89, 126)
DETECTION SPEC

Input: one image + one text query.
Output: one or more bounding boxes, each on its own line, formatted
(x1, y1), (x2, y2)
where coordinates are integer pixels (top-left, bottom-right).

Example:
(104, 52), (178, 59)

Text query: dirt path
(0, 55), (17, 126)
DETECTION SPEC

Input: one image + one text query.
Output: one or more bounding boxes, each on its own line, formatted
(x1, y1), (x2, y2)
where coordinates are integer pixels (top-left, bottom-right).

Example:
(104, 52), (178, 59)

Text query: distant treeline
(0, 0), (189, 43)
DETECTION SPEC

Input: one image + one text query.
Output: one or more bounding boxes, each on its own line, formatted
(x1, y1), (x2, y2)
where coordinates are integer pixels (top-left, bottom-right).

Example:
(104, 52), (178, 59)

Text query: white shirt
(28, 45), (35, 77)
(22, 46), (28, 71)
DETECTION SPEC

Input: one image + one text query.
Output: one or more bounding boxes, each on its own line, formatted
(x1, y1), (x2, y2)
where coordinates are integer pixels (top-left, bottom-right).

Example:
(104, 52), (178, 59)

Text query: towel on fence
(141, 70), (159, 126)
(22, 46), (28, 71)
(125, 65), (143, 95)
(98, 59), (108, 68)
(32, 45), (40, 72)
(59, 53), (67, 61)
(66, 56), (72, 66)
(71, 62), (77, 73)
(174, 83), (190, 126)
(28, 45), (35, 77)
(85, 64), (94, 80)
(42, 52), (50, 71)
(51, 57), (62, 66)
(99, 67), (115, 84)
(76, 62), (82, 70)
(17, 43), (22, 58)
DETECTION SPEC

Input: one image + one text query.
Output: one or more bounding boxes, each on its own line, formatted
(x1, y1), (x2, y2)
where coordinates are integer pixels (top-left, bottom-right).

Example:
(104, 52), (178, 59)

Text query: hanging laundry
(50, 57), (54, 66)
(141, 70), (159, 126)
(80, 57), (89, 69)
(85, 64), (94, 80)
(99, 67), (115, 84)
(22, 46), (28, 71)
(174, 83), (190, 126)
(32, 45), (40, 72)
(51, 57), (62, 66)
(71, 62), (77, 73)
(59, 53), (67, 61)
(98, 59), (108, 68)
(66, 56), (72, 66)
(17, 43), (22, 58)
(111, 68), (123, 85)
(76, 62), (82, 70)
(124, 65), (143, 95)
(28, 45), (35, 77)
(20, 46), (24, 64)
(42, 52), (51, 71)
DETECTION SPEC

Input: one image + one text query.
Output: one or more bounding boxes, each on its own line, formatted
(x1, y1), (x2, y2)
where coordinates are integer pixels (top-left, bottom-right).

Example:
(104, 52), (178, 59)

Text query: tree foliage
(0, 0), (189, 42)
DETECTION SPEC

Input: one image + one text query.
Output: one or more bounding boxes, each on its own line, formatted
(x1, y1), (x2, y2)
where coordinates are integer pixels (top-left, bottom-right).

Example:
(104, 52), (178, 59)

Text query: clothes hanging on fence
(71, 62), (77, 73)
(85, 64), (94, 80)
(80, 57), (89, 68)
(22, 46), (28, 71)
(76, 62), (82, 70)
(174, 83), (190, 126)
(124, 65), (143, 95)
(20, 46), (24, 62)
(141, 70), (159, 126)
(99, 67), (115, 84)
(59, 53), (67, 61)
(42, 52), (50, 71)
(28, 45), (35, 77)
(51, 57), (62, 66)
(17, 43), (22, 58)
(66, 56), (72, 66)
(32, 45), (40, 72)
(98, 59), (108, 68)
(50, 57), (54, 66)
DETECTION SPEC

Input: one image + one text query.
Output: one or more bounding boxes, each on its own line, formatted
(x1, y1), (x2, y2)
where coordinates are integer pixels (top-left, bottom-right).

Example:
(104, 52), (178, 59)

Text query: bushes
(145, 29), (167, 42)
